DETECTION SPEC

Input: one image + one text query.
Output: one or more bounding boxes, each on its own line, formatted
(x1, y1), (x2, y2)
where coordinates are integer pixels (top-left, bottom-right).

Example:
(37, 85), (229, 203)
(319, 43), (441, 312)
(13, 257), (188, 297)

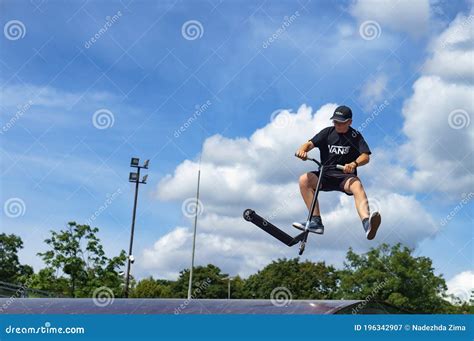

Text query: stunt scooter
(243, 154), (345, 255)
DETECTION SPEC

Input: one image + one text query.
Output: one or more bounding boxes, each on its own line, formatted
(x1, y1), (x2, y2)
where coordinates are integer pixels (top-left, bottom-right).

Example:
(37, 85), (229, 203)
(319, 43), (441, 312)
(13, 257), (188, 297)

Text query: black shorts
(310, 169), (357, 196)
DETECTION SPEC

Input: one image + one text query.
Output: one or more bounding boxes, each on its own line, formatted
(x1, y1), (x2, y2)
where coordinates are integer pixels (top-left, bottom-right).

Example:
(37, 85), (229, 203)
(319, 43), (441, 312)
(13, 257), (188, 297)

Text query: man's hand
(343, 162), (357, 174)
(295, 149), (308, 160)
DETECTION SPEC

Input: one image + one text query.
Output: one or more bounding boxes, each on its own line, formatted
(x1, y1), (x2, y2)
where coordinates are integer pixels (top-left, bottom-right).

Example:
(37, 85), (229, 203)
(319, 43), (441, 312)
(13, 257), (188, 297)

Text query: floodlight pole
(187, 153), (202, 300)
(124, 158), (149, 298)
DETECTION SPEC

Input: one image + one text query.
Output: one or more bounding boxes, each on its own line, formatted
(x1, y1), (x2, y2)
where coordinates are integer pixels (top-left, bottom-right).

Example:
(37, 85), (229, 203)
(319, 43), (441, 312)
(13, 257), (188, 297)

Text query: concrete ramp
(0, 298), (403, 314)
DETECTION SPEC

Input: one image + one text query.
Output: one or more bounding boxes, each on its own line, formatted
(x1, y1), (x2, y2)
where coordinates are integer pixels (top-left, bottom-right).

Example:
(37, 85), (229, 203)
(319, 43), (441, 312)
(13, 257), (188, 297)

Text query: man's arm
(295, 141), (315, 160)
(343, 153), (370, 173)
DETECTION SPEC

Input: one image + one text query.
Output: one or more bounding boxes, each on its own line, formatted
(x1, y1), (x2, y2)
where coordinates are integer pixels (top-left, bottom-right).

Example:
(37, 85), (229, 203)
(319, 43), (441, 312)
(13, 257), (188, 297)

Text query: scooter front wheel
(298, 241), (306, 255)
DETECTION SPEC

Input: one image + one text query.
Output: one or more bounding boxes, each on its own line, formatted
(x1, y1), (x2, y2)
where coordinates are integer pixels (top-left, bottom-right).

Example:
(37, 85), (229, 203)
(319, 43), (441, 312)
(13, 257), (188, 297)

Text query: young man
(293, 105), (381, 240)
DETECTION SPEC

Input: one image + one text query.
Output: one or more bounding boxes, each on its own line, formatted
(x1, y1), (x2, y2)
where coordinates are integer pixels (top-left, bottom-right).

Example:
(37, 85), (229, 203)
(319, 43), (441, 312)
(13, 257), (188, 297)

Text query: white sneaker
(365, 212), (381, 240)
(292, 217), (324, 234)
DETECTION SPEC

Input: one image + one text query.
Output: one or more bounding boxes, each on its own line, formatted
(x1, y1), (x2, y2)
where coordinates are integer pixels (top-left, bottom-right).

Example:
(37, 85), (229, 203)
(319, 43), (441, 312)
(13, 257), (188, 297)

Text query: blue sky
(0, 0), (472, 297)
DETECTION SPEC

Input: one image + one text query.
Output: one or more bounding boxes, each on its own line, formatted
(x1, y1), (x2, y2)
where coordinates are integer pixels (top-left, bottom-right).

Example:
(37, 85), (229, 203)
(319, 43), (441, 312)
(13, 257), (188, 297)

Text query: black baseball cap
(330, 105), (352, 122)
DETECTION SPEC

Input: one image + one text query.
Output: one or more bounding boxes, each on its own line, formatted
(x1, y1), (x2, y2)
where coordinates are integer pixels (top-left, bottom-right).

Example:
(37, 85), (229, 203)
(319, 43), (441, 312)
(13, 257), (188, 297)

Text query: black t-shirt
(309, 126), (371, 173)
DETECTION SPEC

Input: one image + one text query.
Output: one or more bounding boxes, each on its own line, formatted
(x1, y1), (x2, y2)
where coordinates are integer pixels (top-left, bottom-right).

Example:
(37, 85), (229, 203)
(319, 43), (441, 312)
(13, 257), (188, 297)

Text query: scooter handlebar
(295, 154), (352, 172)
(294, 153), (321, 166)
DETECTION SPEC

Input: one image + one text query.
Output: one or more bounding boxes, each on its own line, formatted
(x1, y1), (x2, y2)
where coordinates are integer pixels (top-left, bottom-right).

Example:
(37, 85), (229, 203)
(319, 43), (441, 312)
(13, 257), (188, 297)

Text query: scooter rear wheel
(243, 209), (254, 221)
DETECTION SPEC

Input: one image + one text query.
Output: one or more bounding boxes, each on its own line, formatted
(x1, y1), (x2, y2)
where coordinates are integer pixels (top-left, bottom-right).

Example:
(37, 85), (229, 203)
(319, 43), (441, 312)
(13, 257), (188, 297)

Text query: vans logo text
(328, 145), (350, 155)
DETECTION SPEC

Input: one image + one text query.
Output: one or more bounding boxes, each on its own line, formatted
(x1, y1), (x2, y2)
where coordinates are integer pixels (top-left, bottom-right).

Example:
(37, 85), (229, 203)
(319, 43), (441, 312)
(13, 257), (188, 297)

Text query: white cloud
(156, 104), (338, 216)
(140, 9), (474, 281)
(360, 73), (388, 109)
(141, 105), (437, 279)
(0, 82), (115, 111)
(446, 270), (474, 303)
(424, 13), (474, 83)
(350, 0), (431, 38)
(0, 81), (140, 134)
(142, 223), (285, 279)
(338, 23), (355, 38)
(362, 147), (414, 193)
(400, 11), (474, 196)
(357, 11), (474, 198)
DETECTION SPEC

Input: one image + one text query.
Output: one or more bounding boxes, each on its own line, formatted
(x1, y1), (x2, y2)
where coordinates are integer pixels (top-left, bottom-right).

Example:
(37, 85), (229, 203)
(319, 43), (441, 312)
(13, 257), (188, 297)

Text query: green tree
(470, 290), (474, 314)
(228, 275), (245, 299)
(171, 264), (228, 298)
(338, 243), (454, 313)
(243, 258), (339, 299)
(0, 233), (33, 283)
(131, 277), (173, 298)
(37, 222), (126, 298)
(28, 268), (69, 296)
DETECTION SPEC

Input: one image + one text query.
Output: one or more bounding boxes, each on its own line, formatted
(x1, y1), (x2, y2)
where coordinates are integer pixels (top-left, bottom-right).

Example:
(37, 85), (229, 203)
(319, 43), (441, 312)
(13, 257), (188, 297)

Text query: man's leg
(344, 177), (381, 240)
(299, 172), (320, 216)
(344, 178), (369, 220)
(293, 172), (324, 234)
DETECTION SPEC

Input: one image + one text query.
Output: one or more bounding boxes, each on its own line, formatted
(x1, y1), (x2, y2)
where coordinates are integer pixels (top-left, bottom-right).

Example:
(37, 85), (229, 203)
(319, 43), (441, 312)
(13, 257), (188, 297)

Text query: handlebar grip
(336, 164), (356, 173)
(294, 152), (308, 160)
(294, 153), (322, 166)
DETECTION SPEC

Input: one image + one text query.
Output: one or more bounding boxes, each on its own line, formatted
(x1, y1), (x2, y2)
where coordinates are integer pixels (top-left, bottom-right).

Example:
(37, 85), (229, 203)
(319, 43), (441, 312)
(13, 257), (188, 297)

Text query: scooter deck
(243, 209), (306, 246)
